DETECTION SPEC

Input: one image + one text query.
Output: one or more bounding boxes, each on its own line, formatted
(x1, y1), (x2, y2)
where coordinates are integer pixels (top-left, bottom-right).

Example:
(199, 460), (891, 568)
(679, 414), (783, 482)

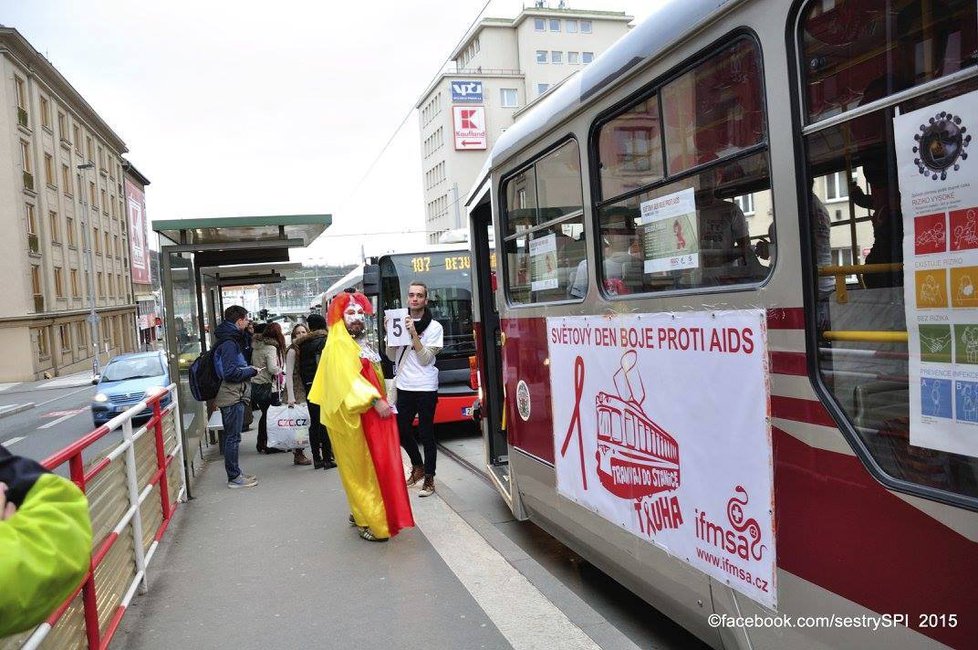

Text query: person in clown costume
(307, 290), (414, 542)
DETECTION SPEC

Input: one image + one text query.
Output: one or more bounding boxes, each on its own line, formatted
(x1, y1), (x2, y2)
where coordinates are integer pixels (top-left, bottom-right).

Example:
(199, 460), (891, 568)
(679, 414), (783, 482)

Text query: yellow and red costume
(307, 292), (414, 539)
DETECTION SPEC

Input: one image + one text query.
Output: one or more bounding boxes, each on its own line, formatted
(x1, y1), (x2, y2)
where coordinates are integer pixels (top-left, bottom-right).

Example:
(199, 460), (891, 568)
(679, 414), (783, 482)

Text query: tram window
(662, 39), (765, 176)
(799, 0), (978, 502)
(503, 139), (586, 304)
(597, 98), (664, 198)
(594, 38), (772, 296)
(801, 0), (978, 125)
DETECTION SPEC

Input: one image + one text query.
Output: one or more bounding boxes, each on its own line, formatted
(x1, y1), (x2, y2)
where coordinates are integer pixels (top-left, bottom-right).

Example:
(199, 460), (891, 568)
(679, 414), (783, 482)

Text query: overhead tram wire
(334, 0), (495, 221)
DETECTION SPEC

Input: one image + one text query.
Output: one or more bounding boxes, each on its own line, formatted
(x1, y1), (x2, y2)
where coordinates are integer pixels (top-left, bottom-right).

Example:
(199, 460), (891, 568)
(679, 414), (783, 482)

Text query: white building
(417, 5), (632, 243)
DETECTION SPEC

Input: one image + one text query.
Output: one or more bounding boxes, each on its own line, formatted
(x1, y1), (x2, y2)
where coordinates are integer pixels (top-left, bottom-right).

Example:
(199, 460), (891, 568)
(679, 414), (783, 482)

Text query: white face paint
(343, 304), (366, 328)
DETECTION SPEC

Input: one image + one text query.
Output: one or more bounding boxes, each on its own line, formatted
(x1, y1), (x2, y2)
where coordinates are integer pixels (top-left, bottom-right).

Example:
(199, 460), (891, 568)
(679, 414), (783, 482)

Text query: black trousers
(305, 389), (333, 464)
(396, 390), (438, 476)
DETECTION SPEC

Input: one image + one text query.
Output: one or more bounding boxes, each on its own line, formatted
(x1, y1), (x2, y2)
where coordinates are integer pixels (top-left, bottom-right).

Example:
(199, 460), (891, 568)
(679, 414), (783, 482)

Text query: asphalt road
(0, 372), (125, 470)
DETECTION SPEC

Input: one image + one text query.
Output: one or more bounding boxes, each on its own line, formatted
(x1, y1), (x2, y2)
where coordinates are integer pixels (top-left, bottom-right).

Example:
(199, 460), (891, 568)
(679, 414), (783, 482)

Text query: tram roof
(487, 0), (740, 170)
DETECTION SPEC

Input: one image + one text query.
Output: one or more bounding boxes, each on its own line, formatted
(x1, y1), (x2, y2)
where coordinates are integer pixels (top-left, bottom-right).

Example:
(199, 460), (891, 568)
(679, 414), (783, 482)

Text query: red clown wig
(326, 291), (373, 327)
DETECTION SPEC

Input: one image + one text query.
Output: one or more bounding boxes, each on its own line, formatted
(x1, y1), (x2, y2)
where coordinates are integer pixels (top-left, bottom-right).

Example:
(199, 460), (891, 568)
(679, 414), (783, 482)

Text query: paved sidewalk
(111, 440), (513, 650)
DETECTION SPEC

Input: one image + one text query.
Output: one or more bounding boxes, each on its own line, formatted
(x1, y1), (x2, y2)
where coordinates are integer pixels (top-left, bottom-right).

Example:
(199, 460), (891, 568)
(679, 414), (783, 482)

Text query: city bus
(466, 0), (978, 648)
(323, 244), (489, 425)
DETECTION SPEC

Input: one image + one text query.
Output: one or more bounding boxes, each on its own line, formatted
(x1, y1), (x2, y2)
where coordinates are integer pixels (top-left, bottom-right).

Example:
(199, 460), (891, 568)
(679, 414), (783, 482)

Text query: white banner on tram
(547, 310), (776, 609)
(895, 89), (978, 458)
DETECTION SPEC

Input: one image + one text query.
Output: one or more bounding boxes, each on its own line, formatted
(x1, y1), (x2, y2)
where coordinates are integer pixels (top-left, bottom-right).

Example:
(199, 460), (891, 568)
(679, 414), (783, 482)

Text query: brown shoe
(293, 450), (312, 466)
(419, 475), (435, 497)
(406, 465), (425, 487)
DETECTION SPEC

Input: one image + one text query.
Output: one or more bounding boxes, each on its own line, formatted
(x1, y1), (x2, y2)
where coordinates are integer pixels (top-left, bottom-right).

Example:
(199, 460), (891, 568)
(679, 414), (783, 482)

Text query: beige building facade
(417, 6), (632, 243)
(0, 27), (136, 381)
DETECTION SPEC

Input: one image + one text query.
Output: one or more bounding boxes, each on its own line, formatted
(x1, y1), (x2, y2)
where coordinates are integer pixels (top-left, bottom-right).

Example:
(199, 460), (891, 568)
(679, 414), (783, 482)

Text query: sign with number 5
(385, 308), (412, 346)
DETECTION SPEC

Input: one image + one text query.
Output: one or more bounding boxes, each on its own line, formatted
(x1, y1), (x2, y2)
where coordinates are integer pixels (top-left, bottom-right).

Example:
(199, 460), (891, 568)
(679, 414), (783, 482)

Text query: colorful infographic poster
(548, 310), (775, 609)
(529, 233), (558, 292)
(895, 89), (978, 457)
(638, 188), (699, 274)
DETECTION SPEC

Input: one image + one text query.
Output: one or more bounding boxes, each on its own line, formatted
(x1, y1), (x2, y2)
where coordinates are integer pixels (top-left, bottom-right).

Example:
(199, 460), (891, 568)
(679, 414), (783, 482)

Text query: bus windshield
(379, 251), (475, 358)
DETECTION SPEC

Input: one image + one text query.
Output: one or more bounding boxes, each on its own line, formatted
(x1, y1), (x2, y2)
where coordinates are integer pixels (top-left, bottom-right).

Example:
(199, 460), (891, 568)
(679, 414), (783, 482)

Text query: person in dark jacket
(214, 305), (260, 488)
(0, 444), (92, 636)
(286, 313), (335, 469)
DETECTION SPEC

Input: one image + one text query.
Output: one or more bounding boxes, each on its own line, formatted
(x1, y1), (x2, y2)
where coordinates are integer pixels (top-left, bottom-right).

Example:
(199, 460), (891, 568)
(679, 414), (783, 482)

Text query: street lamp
(78, 162), (103, 377)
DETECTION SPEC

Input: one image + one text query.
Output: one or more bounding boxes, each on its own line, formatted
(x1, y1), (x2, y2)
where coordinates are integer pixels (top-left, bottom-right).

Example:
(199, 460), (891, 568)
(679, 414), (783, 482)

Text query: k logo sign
(451, 80), (483, 103)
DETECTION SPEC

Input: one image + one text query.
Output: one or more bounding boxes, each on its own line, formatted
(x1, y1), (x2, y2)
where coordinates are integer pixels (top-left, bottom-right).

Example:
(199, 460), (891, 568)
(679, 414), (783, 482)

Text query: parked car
(177, 342), (200, 371)
(91, 351), (171, 427)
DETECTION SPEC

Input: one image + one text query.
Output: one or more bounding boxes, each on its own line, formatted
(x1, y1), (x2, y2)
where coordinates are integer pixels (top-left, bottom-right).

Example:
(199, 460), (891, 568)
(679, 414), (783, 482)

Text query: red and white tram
(467, 0), (978, 647)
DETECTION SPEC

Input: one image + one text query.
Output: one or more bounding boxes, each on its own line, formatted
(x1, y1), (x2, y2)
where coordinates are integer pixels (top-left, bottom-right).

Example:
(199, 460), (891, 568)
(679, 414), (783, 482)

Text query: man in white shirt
(386, 282), (443, 497)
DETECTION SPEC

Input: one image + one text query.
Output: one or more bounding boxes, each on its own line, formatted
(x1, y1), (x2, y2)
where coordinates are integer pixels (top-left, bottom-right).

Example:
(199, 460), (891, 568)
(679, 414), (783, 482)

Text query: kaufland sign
(453, 105), (487, 150)
(451, 80), (483, 102)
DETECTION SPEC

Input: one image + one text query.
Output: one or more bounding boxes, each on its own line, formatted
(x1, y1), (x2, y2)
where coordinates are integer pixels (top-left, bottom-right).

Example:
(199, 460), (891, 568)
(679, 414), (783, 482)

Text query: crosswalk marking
(38, 410), (85, 430)
(3, 436), (25, 446)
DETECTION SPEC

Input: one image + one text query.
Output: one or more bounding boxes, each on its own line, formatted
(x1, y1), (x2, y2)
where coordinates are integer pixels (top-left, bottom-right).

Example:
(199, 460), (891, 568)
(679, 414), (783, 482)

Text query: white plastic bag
(266, 403), (310, 450)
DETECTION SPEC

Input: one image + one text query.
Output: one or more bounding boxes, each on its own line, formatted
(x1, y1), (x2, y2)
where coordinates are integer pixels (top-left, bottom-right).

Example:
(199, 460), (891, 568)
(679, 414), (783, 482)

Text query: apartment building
(417, 5), (631, 243)
(0, 26), (136, 381)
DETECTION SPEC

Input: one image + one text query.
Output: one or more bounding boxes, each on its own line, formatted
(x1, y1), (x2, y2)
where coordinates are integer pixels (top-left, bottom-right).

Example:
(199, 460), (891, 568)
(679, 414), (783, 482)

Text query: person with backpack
(214, 305), (260, 489)
(285, 313), (335, 469)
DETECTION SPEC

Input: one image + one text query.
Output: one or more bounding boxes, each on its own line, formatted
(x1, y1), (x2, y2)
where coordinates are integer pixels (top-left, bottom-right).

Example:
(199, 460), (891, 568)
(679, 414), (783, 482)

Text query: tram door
(470, 196), (510, 495)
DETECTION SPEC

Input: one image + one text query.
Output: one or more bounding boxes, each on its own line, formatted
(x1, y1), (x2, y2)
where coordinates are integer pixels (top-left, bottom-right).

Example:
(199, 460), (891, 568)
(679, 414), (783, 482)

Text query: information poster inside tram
(637, 187), (699, 274)
(529, 233), (558, 292)
(896, 89), (978, 458)
(547, 310), (776, 609)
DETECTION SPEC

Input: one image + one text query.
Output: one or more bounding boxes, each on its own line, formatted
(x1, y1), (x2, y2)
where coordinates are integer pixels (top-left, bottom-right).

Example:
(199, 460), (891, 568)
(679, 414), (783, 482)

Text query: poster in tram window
(896, 89), (978, 458)
(124, 178), (150, 285)
(547, 311), (775, 609)
(637, 187), (699, 274)
(529, 233), (559, 292)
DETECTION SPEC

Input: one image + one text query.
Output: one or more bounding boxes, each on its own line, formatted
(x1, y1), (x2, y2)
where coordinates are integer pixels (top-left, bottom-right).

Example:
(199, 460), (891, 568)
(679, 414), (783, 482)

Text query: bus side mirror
(362, 264), (380, 297)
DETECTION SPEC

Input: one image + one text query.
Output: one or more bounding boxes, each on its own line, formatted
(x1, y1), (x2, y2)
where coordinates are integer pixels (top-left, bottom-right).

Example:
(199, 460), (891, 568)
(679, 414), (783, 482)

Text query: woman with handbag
(254, 322), (311, 465)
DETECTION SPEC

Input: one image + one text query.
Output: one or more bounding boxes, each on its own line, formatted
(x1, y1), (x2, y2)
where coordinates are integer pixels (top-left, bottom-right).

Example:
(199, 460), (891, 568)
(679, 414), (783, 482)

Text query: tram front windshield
(379, 251), (475, 358)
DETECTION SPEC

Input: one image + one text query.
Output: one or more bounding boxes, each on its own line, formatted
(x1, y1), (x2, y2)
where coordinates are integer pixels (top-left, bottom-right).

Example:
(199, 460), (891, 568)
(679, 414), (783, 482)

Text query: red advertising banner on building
(125, 178), (150, 285)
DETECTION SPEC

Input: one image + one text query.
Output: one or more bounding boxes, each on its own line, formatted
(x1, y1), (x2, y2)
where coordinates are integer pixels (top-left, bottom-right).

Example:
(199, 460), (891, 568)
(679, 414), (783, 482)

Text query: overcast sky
(3, 0), (653, 265)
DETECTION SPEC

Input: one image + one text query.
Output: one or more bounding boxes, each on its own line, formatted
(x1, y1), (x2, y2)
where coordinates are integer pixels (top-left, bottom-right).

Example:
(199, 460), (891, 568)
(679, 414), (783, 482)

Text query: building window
(20, 140), (32, 176)
(551, 51), (563, 64)
(75, 323), (85, 350)
(105, 232), (110, 256)
(549, 18), (560, 32)
(31, 266), (42, 299)
(39, 96), (51, 129)
(568, 51), (579, 65)
(89, 181), (97, 208)
(73, 125), (81, 152)
(49, 211), (60, 243)
(534, 17), (545, 31)
(98, 146), (105, 170)
(94, 227), (100, 254)
(14, 76), (26, 110)
(44, 154), (55, 187)
(54, 267), (64, 299)
(70, 268), (79, 297)
(26, 203), (37, 235)
(537, 83), (550, 95)
(582, 51), (594, 64)
(566, 19), (578, 33)
(824, 171), (850, 201)
(101, 189), (107, 213)
(58, 112), (68, 141)
(114, 234), (119, 258)
(734, 194), (755, 216)
(110, 195), (116, 219)
(66, 216), (75, 247)
(501, 88), (518, 108)
(581, 20), (592, 33)
(62, 164), (73, 195)
(97, 272), (104, 298)
(86, 136), (94, 162)
(37, 327), (49, 358)
(60, 325), (71, 351)
(536, 50), (548, 64)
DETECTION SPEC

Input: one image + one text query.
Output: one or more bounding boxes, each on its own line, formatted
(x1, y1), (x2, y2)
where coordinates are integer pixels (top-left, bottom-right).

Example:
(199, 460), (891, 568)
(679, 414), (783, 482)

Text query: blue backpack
(189, 348), (222, 401)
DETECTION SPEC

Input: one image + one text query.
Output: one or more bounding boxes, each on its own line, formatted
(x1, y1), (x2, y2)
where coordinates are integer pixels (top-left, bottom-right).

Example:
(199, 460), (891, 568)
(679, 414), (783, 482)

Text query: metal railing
(0, 384), (187, 650)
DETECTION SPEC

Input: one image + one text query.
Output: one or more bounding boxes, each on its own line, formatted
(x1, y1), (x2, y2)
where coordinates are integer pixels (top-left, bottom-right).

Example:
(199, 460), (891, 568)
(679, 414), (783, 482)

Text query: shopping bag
(266, 403), (311, 450)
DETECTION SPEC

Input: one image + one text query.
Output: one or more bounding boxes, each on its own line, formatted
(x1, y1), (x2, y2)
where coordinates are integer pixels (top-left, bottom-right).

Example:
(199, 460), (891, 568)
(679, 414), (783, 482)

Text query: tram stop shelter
(153, 215), (330, 495)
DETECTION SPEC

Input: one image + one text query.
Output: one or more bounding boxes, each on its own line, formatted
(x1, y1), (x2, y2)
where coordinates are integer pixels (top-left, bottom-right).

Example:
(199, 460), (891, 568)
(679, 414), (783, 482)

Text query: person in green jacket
(0, 444), (92, 637)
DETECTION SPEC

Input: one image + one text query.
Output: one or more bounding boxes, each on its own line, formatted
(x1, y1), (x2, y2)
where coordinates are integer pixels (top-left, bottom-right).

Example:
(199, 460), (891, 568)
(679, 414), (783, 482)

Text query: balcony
(17, 107), (28, 128)
(28, 232), (39, 254)
(23, 170), (34, 191)
(33, 293), (44, 313)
